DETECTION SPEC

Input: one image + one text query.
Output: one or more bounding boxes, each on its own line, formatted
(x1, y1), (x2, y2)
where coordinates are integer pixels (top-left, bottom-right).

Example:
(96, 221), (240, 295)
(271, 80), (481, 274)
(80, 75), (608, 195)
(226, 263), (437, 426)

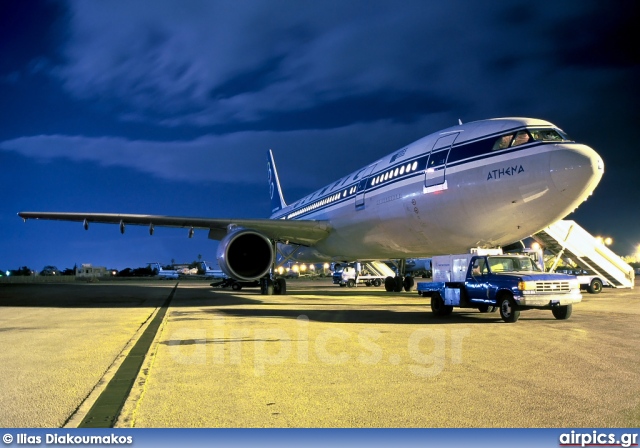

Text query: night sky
(1, 0), (639, 272)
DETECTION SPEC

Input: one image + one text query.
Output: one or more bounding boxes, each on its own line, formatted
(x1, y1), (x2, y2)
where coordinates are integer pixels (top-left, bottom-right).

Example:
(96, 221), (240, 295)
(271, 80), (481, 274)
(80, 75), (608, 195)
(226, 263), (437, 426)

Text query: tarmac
(1, 278), (639, 428)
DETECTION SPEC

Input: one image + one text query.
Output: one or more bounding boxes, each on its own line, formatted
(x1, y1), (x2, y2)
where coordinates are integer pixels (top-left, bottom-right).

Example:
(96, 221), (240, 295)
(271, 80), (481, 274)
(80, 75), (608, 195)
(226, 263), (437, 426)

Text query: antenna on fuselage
(458, 119), (463, 125)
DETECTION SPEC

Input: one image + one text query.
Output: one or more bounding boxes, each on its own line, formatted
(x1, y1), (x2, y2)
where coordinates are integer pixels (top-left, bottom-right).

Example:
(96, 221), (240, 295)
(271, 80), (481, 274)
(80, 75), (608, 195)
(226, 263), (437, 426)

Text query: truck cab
(417, 252), (582, 322)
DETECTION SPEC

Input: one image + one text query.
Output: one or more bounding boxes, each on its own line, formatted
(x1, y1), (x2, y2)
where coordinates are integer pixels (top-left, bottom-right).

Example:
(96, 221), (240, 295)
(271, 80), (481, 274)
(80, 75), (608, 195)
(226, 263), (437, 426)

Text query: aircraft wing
(17, 212), (332, 246)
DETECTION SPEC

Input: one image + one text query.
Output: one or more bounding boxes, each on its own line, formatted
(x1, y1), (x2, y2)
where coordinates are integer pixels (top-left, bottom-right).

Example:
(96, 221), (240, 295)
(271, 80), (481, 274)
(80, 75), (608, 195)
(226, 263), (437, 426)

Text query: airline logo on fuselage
(267, 161), (275, 199)
(487, 164), (524, 180)
(390, 148), (407, 163)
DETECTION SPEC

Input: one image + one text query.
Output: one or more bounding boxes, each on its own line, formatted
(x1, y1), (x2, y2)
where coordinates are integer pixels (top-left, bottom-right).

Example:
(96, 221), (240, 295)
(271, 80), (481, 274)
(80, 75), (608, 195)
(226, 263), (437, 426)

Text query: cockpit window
(529, 128), (570, 142)
(511, 130), (531, 147)
(492, 134), (514, 151)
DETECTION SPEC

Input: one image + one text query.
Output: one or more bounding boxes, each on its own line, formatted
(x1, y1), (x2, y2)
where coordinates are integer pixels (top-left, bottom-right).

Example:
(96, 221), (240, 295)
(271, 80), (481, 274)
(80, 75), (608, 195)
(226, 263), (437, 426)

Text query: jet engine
(216, 228), (274, 281)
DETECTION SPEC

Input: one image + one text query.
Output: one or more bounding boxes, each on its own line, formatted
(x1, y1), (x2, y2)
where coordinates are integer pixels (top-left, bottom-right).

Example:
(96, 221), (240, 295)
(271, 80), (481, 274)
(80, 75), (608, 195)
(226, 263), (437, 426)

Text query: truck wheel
(384, 276), (395, 292)
(552, 304), (572, 320)
(373, 279), (382, 287)
(347, 279), (355, 288)
(403, 276), (415, 292)
(431, 294), (453, 317)
(231, 283), (242, 291)
(274, 278), (287, 295)
(478, 304), (490, 313)
(499, 296), (520, 323)
(587, 278), (603, 294)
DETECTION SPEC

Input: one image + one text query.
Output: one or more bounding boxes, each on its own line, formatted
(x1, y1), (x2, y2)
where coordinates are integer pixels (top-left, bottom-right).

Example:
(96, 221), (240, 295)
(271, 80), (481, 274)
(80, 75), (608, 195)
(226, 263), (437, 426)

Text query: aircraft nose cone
(550, 144), (603, 201)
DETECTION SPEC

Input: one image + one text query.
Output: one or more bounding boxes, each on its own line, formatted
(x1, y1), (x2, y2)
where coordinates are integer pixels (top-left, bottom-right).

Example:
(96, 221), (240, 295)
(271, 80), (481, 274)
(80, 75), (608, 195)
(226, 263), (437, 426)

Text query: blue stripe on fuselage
(275, 138), (561, 220)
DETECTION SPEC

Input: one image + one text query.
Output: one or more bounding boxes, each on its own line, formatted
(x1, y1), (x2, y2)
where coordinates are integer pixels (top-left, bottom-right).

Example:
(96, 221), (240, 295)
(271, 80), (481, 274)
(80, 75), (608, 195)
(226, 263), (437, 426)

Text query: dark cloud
(551, 1), (640, 69)
(0, 0), (67, 74)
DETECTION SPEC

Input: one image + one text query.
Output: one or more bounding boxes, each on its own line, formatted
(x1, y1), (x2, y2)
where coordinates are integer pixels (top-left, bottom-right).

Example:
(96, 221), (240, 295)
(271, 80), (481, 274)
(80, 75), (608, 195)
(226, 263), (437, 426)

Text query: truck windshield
(487, 256), (540, 273)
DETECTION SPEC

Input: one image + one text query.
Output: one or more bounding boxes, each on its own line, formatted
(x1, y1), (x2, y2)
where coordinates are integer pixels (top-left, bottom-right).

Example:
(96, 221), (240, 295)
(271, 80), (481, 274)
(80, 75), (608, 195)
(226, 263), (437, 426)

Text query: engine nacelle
(216, 228), (274, 281)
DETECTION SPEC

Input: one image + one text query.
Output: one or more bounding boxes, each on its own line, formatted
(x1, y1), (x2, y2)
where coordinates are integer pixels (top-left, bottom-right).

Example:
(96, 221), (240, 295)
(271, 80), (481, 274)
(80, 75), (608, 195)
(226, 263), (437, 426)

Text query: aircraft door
(424, 133), (459, 188)
(355, 164), (377, 209)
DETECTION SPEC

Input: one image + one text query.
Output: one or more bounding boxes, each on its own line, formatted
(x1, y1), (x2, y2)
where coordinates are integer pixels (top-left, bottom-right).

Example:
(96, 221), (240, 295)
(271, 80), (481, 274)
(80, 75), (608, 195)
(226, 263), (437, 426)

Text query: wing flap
(18, 212), (331, 246)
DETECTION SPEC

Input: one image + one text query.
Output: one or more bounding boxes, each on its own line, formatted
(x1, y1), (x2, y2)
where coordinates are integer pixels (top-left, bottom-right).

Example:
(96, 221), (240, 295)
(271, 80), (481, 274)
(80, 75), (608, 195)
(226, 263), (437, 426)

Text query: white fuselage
(273, 118), (603, 261)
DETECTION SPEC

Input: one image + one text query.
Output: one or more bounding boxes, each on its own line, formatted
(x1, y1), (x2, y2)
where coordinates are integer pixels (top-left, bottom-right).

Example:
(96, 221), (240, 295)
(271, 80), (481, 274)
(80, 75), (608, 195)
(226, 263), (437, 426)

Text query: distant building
(76, 264), (108, 279)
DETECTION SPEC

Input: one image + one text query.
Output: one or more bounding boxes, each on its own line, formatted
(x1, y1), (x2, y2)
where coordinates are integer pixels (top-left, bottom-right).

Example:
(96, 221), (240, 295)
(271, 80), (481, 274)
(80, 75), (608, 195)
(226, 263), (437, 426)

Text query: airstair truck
(333, 261), (395, 287)
(533, 220), (635, 294)
(416, 250), (582, 323)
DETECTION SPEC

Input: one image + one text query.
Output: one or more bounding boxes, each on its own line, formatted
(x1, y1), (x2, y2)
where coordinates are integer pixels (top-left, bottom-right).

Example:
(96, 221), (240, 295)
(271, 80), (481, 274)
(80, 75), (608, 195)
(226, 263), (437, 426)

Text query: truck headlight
(518, 281), (536, 291)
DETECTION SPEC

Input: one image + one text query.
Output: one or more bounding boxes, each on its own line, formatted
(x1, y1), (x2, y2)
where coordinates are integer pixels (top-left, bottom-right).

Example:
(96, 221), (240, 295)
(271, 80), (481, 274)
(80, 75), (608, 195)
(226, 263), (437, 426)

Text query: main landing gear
(260, 276), (287, 295)
(384, 259), (415, 292)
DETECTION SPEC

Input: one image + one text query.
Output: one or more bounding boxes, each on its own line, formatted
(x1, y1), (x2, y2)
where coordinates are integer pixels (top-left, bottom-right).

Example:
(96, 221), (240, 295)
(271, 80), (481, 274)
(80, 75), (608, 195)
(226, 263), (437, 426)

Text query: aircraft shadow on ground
(0, 282), (178, 308)
(209, 306), (502, 325)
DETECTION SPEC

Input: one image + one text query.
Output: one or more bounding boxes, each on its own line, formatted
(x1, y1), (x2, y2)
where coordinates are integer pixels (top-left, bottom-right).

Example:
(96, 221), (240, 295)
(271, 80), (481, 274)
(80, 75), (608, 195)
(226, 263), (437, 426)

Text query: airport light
(604, 237), (613, 246)
(531, 242), (541, 251)
(300, 264), (307, 272)
(595, 236), (613, 246)
(277, 266), (284, 275)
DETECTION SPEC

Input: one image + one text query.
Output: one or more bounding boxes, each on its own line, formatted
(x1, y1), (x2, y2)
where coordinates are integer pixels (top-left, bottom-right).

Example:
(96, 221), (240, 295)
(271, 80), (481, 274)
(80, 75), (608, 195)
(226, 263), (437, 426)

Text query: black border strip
(77, 283), (178, 428)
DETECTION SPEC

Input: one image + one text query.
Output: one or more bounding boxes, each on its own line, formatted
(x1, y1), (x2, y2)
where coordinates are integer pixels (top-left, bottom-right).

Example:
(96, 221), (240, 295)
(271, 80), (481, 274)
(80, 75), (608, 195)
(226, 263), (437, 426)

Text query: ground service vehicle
(534, 220), (634, 294)
(332, 261), (394, 287)
(148, 262), (179, 279)
(417, 251), (582, 323)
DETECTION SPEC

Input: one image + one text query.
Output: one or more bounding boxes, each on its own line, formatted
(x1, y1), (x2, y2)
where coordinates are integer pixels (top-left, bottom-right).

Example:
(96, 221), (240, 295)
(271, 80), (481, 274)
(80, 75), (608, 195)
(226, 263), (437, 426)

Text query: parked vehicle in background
(332, 261), (395, 287)
(148, 262), (179, 279)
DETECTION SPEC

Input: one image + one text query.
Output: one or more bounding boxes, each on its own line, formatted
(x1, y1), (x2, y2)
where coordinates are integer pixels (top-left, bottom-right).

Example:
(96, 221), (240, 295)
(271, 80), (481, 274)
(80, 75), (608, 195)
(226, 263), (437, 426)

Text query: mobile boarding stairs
(533, 220), (635, 290)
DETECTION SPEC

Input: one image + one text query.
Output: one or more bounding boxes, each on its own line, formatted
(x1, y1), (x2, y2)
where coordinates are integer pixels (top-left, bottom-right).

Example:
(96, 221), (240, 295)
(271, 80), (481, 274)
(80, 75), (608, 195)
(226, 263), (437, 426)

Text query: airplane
(18, 117), (604, 295)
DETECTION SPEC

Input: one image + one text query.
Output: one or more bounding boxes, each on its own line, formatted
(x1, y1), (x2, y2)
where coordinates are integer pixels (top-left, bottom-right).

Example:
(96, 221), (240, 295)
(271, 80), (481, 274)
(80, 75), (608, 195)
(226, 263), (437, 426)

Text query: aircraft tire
(478, 305), (497, 313)
(384, 276), (395, 292)
(499, 296), (520, 323)
(403, 276), (414, 292)
(261, 278), (274, 295)
(275, 277), (287, 295)
(552, 304), (572, 320)
(231, 283), (242, 291)
(393, 276), (404, 292)
(587, 278), (603, 294)
(478, 304), (490, 313)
